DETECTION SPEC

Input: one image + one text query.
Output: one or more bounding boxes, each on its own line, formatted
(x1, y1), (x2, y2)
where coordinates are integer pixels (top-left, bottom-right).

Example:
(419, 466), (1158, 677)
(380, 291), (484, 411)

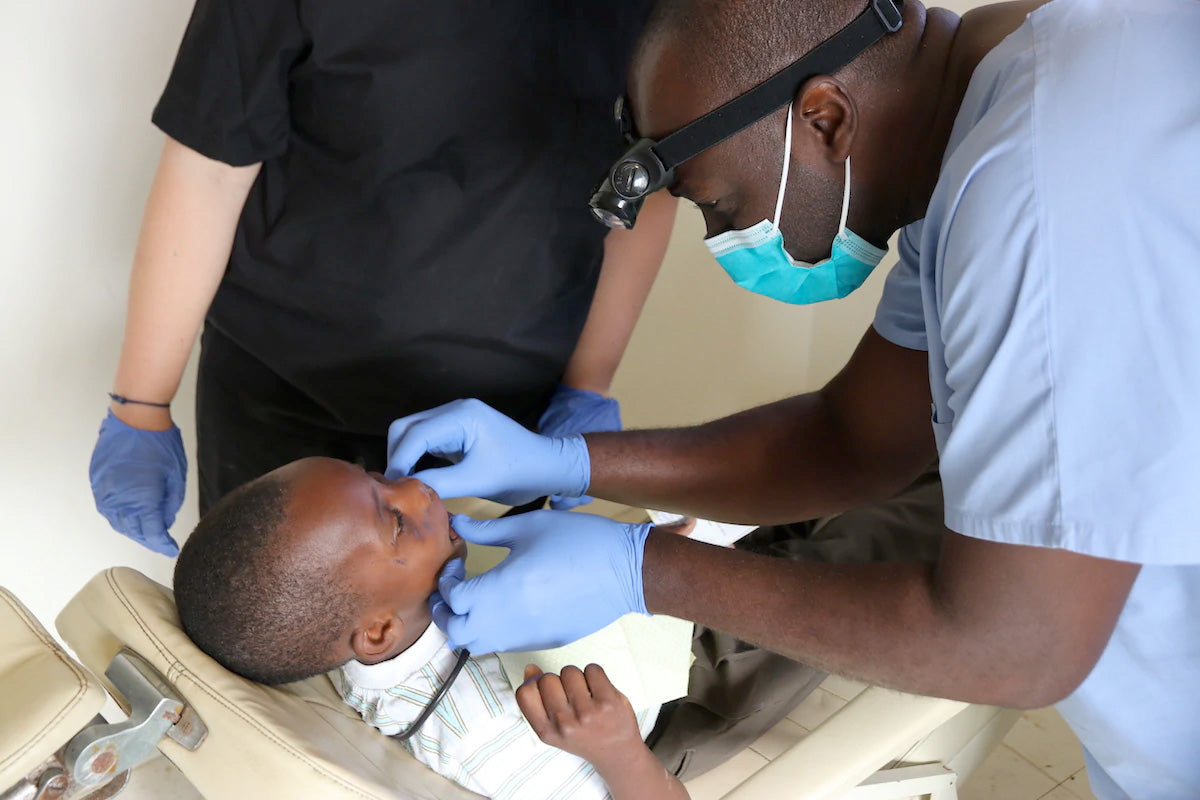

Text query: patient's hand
(516, 663), (642, 770)
(517, 664), (691, 800)
(517, 663), (691, 800)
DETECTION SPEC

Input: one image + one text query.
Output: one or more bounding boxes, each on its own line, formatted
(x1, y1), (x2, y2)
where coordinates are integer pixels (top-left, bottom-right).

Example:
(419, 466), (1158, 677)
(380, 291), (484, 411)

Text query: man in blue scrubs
(385, 0), (1200, 795)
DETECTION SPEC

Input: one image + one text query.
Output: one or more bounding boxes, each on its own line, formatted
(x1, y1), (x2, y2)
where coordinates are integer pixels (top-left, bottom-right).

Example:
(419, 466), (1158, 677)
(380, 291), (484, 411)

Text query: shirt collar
(339, 622), (451, 690)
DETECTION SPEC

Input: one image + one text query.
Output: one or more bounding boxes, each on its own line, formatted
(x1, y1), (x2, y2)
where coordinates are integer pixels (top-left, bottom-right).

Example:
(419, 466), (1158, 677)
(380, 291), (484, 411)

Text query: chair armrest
(0, 587), (107, 790)
(721, 687), (967, 800)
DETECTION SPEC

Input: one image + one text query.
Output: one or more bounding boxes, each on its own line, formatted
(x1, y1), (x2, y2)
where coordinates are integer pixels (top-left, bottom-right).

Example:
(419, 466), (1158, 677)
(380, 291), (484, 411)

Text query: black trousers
(647, 465), (946, 781)
(195, 328), (392, 514)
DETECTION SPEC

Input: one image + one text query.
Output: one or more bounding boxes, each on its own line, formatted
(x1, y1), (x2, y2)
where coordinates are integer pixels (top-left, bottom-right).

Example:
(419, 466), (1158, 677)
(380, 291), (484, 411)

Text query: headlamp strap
(655, 0), (903, 169)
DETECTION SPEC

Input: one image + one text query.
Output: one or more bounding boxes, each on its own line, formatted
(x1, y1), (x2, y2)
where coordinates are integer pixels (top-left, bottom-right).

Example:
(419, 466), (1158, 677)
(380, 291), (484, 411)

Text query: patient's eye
(390, 507), (405, 543)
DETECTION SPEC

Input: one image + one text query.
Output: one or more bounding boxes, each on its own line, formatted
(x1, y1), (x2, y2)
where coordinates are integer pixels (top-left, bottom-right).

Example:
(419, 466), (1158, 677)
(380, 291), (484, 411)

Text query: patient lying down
(173, 457), (688, 800)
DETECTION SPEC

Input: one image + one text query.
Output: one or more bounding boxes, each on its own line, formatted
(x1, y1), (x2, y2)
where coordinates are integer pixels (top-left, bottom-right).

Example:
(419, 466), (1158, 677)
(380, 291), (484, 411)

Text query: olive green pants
(647, 466), (945, 781)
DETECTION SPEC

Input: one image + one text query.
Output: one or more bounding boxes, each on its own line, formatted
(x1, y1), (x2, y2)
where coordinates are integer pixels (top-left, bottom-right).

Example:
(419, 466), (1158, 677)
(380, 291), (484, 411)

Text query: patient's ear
(350, 613), (405, 664)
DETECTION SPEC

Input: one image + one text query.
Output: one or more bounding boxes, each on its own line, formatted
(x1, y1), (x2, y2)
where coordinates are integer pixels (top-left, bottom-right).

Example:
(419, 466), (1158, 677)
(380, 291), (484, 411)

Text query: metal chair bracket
(61, 649), (207, 792)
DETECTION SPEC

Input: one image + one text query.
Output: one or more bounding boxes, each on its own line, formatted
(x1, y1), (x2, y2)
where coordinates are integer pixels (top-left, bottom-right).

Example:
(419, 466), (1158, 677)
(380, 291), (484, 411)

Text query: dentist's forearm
(110, 138), (260, 430)
(584, 394), (861, 523)
(583, 327), (936, 524)
(640, 527), (1139, 709)
(642, 530), (943, 691)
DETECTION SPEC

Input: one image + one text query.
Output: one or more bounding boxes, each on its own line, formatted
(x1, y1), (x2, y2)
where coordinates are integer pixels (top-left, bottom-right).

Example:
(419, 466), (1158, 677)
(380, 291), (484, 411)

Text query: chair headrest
(56, 567), (482, 800)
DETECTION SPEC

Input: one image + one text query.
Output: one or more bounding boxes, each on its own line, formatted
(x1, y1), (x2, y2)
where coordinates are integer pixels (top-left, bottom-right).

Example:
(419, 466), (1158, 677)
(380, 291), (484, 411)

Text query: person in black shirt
(88, 1), (675, 556)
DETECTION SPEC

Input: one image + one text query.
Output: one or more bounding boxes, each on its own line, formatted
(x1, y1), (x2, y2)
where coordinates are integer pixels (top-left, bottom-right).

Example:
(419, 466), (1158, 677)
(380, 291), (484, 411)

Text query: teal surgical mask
(704, 106), (887, 304)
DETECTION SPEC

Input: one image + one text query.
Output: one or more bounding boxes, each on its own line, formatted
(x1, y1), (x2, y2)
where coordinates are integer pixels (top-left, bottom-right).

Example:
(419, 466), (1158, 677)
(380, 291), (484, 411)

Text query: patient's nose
(378, 475), (443, 516)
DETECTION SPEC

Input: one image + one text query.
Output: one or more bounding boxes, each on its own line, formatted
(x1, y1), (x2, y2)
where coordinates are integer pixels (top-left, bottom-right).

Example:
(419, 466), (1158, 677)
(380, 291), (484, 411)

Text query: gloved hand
(386, 398), (590, 505)
(89, 410), (187, 556)
(537, 384), (621, 510)
(429, 511), (651, 653)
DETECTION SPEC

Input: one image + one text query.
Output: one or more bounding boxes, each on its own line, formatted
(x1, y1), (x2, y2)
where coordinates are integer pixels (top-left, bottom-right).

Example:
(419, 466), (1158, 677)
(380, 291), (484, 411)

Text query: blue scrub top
(874, 0), (1200, 796)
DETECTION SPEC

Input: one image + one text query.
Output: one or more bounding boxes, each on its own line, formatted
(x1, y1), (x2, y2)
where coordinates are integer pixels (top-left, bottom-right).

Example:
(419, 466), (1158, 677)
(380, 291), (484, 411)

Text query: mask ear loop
(837, 155), (852, 233)
(772, 105), (795, 228)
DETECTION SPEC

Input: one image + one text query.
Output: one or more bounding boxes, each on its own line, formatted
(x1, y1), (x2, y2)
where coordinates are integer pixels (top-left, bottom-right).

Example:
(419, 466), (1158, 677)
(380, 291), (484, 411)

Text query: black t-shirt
(153, 1), (650, 434)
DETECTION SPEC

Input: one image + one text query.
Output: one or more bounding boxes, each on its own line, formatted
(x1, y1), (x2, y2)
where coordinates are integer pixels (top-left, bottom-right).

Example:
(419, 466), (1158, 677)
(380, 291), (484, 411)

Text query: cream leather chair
(5, 565), (1016, 800)
(54, 567), (482, 800)
(0, 585), (131, 800)
(1, 586), (108, 799)
(722, 689), (1017, 799)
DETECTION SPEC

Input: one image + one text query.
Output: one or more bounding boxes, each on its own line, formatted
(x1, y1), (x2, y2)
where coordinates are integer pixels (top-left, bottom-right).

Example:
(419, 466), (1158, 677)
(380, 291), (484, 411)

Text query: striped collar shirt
(336, 623), (658, 800)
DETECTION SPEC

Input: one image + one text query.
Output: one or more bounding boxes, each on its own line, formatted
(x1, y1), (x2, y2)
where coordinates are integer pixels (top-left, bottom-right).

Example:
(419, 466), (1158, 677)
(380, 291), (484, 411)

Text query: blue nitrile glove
(89, 410), (187, 556)
(429, 511), (652, 653)
(537, 384), (621, 510)
(386, 398), (590, 505)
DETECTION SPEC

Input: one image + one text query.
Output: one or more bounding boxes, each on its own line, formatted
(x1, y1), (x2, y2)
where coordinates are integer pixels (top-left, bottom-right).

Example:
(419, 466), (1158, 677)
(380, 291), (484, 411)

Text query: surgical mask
(704, 106), (887, 304)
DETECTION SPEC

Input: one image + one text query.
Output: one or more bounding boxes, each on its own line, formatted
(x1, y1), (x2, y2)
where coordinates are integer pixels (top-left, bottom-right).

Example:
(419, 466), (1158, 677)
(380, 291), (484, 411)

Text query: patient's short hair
(173, 474), (362, 685)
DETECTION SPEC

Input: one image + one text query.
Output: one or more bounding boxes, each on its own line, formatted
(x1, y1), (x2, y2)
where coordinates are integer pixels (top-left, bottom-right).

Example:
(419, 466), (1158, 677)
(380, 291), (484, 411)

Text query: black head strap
(652, 0), (903, 169)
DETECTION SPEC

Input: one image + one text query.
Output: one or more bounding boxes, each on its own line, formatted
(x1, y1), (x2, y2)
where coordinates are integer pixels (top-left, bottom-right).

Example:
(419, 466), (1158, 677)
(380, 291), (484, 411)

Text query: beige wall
(611, 202), (891, 429)
(1, 0), (199, 630)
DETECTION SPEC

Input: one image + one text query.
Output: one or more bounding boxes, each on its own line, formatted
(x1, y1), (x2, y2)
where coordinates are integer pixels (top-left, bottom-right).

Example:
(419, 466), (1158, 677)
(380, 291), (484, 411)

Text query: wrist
(108, 399), (174, 432)
(593, 743), (676, 798)
(625, 522), (653, 615)
(589, 737), (654, 777)
(557, 434), (592, 497)
(638, 528), (684, 618)
(561, 380), (611, 398)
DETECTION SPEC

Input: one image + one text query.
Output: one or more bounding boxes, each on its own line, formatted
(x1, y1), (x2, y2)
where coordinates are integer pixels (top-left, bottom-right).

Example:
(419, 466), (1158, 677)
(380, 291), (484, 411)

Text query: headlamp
(590, 126), (675, 229)
(589, 0), (904, 230)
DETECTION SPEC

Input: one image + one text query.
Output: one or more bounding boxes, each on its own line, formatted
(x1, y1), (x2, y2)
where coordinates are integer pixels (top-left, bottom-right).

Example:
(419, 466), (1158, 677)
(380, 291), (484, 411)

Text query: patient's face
(273, 457), (466, 641)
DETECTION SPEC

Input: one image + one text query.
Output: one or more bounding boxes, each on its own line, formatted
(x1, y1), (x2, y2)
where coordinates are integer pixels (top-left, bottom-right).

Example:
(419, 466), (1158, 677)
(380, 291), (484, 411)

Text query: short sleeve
(151, 0), (307, 166)
(927, 5), (1200, 564)
(931, 136), (1064, 552)
(872, 223), (928, 351)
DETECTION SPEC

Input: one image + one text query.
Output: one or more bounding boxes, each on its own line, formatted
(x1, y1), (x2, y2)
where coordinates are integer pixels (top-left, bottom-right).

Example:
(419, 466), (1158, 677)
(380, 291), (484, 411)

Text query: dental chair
(2, 567), (1016, 800)
(2, 567), (481, 800)
(0, 585), (112, 800)
(721, 686), (1016, 799)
